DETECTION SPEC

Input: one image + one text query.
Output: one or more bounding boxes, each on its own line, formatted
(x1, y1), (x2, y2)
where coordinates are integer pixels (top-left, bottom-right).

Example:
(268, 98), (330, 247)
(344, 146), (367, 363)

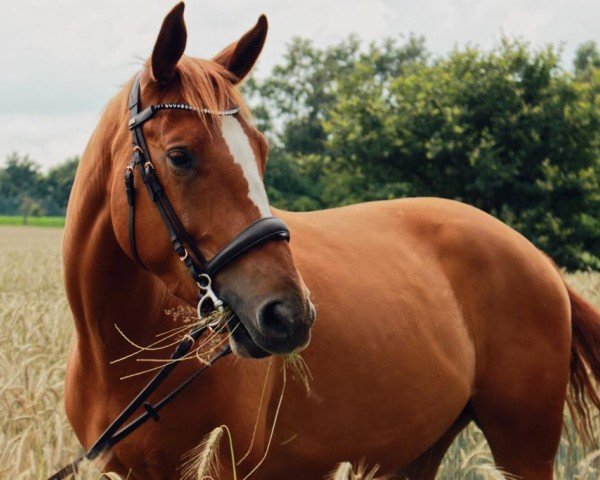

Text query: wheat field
(0, 226), (598, 479)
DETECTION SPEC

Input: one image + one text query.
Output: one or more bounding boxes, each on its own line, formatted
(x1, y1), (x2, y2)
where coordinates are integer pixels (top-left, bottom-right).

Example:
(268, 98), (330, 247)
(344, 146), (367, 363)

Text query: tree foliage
(249, 38), (600, 269)
(0, 153), (79, 217)
(574, 41), (600, 78)
(43, 157), (79, 210)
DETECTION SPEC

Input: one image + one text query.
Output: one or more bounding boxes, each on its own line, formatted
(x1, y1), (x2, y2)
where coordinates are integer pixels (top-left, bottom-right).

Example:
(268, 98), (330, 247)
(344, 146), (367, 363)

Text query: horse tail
(566, 283), (600, 447)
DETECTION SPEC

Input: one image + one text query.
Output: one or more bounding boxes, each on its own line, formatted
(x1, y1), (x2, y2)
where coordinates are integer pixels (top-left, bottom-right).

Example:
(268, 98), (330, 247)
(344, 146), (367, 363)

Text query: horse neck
(63, 98), (168, 367)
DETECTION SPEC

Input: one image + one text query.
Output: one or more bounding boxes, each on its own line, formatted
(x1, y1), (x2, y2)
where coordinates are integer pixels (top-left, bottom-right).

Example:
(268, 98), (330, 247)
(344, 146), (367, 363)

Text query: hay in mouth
(111, 306), (238, 378)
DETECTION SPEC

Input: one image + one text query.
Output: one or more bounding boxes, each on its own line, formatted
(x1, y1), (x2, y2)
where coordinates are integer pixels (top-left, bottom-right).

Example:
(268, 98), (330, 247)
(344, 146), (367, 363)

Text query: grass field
(0, 216), (65, 227)
(0, 225), (599, 479)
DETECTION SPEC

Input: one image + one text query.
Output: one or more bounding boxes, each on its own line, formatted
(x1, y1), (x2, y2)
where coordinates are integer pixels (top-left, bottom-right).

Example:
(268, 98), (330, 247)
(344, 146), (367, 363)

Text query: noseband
(125, 71), (290, 318)
(48, 71), (290, 479)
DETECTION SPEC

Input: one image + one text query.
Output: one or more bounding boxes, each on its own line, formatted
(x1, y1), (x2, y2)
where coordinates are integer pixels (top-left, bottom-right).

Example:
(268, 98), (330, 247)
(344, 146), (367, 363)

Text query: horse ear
(212, 15), (268, 83)
(151, 2), (187, 84)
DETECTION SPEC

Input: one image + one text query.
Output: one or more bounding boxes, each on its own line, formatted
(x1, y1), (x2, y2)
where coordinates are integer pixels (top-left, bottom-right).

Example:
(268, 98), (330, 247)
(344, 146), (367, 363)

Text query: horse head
(110, 3), (315, 358)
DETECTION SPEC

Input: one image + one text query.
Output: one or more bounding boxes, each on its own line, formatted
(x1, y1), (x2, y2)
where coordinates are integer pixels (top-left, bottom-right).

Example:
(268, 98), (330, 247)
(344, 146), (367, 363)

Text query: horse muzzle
(227, 293), (316, 358)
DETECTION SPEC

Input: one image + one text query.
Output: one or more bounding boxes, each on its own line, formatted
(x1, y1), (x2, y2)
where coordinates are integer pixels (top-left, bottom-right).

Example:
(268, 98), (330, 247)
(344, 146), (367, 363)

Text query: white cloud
(0, 0), (598, 168)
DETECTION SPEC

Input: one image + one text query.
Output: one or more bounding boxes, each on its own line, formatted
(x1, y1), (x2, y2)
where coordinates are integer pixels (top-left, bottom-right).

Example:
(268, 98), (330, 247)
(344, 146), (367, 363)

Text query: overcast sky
(1, 0), (599, 169)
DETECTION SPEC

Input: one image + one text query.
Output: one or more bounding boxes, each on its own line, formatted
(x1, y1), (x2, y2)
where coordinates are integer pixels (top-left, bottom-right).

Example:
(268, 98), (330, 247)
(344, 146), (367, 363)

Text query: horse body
(61, 4), (600, 479)
(259, 199), (570, 478)
(277, 198), (572, 478)
(65, 192), (574, 479)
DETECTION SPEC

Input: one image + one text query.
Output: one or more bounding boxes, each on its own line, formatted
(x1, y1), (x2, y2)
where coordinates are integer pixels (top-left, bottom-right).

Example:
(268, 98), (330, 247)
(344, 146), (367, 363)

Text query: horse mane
(149, 55), (251, 124)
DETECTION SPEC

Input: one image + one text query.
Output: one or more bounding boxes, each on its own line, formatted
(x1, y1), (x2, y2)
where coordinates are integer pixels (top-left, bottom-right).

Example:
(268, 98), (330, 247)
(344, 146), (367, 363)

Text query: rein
(48, 71), (290, 479)
(49, 328), (230, 480)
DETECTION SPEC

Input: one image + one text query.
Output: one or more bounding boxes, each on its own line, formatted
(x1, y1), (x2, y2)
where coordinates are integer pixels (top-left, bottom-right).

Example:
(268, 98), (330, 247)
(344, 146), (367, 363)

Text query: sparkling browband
(154, 103), (241, 116)
(129, 103), (240, 130)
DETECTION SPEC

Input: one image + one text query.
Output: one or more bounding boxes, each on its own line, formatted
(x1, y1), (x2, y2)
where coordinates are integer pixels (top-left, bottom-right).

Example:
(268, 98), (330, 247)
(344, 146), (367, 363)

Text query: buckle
(196, 274), (224, 323)
(128, 106), (156, 130)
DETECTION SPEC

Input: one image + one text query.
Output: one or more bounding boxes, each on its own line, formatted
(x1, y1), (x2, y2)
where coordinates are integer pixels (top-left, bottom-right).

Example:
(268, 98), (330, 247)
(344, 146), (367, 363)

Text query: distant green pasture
(0, 216), (65, 227)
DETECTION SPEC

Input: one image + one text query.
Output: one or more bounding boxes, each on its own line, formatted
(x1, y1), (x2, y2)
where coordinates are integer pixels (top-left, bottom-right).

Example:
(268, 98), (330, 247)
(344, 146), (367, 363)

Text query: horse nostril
(258, 300), (293, 341)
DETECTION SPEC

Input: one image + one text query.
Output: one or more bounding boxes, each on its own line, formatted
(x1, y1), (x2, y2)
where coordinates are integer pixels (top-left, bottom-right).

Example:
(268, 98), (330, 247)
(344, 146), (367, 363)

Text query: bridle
(125, 70), (290, 318)
(48, 71), (290, 479)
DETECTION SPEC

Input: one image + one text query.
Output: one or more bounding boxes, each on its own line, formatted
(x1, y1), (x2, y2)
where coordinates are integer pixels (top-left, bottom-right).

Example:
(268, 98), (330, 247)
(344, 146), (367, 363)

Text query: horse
(62, 3), (600, 479)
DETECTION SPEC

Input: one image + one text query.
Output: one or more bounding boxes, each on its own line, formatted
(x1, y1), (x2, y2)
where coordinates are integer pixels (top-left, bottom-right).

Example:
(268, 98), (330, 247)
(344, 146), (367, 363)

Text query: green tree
(324, 40), (600, 269)
(43, 156), (79, 210)
(247, 35), (428, 209)
(0, 152), (41, 199)
(0, 153), (79, 216)
(250, 37), (600, 269)
(247, 35), (427, 152)
(0, 153), (44, 221)
(574, 41), (600, 78)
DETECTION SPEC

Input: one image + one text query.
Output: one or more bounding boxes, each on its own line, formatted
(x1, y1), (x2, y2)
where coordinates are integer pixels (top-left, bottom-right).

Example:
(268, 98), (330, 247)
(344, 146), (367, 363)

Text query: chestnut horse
(62, 3), (600, 479)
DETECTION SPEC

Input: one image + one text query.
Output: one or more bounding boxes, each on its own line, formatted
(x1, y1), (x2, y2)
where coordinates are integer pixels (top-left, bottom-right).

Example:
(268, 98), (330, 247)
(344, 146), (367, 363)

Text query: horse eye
(167, 150), (193, 169)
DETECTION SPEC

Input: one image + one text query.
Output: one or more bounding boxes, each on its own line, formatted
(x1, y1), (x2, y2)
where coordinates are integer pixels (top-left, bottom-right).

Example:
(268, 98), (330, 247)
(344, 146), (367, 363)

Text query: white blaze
(220, 116), (271, 218)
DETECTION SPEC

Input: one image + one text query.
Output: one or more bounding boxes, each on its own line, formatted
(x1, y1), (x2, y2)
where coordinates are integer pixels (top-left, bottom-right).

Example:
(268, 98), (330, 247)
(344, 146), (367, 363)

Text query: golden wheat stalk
(328, 459), (379, 480)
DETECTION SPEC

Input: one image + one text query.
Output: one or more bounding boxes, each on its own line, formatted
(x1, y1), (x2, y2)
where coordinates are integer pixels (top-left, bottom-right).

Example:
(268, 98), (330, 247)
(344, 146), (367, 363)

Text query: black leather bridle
(48, 71), (290, 479)
(126, 71), (290, 311)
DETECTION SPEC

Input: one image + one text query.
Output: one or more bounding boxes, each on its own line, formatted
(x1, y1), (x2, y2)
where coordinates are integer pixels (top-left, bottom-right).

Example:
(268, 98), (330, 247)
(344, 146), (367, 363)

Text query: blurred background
(1, 1), (599, 269)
